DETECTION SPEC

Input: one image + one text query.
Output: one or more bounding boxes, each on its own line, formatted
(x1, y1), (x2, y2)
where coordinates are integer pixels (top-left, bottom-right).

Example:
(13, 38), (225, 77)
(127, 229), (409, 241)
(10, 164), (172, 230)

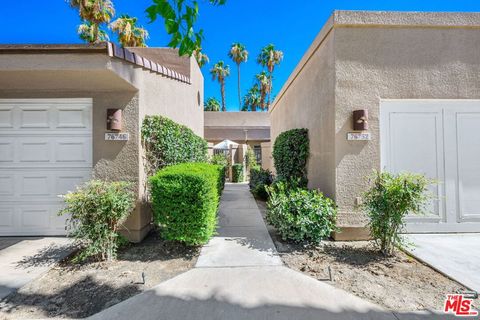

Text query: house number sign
(105, 132), (130, 141)
(347, 132), (371, 141)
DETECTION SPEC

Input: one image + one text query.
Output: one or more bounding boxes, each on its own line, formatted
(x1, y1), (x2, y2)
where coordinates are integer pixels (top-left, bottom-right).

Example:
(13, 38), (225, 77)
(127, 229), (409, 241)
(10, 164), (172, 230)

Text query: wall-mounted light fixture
(353, 109), (368, 131)
(107, 109), (122, 131)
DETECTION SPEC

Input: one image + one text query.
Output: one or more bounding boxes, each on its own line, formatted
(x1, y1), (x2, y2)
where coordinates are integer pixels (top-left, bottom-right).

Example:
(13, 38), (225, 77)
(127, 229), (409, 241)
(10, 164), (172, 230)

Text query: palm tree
(243, 84), (261, 112)
(228, 43), (248, 109)
(257, 44), (283, 108)
(255, 71), (271, 111)
(110, 15), (149, 47)
(78, 21), (109, 43)
(70, 0), (115, 43)
(204, 97), (221, 111)
(193, 49), (209, 68)
(210, 61), (230, 112)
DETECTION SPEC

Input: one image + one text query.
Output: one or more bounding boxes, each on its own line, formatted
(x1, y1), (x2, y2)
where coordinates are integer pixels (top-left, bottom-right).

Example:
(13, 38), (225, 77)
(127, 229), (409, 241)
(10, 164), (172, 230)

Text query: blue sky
(1, 1), (479, 111)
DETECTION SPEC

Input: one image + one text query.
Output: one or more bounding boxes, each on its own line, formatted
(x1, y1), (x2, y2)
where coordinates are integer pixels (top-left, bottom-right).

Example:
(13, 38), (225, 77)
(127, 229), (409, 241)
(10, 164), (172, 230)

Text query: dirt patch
(256, 199), (479, 312)
(0, 232), (200, 319)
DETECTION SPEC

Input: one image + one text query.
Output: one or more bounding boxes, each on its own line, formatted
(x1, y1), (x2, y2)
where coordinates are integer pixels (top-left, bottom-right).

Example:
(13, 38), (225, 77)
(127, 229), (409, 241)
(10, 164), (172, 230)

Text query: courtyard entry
(380, 99), (480, 233)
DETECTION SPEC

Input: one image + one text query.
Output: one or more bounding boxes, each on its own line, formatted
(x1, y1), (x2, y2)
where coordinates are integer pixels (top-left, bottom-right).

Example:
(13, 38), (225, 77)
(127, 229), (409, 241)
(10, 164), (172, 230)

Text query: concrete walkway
(405, 233), (480, 293)
(90, 183), (449, 320)
(0, 237), (73, 300)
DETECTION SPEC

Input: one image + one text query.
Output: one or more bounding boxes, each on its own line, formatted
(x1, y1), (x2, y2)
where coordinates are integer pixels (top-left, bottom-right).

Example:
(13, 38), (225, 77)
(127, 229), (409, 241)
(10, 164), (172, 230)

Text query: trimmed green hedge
(141, 116), (208, 174)
(232, 163), (244, 183)
(272, 128), (309, 187)
(149, 163), (223, 245)
(249, 166), (273, 200)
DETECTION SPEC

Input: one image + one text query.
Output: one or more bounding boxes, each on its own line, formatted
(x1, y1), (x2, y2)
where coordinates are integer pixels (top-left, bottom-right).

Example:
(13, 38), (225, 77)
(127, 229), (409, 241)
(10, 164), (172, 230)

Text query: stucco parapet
(333, 10), (480, 28)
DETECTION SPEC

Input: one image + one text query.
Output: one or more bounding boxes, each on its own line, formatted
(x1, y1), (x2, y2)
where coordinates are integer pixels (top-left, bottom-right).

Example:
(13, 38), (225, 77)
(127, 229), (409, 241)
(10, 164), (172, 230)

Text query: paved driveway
(405, 234), (480, 293)
(0, 237), (73, 300)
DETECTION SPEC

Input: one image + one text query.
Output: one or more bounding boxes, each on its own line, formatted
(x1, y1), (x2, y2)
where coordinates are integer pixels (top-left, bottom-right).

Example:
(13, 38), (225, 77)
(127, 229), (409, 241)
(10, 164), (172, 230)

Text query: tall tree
(243, 84), (260, 112)
(193, 48), (209, 68)
(257, 44), (283, 108)
(210, 61), (230, 112)
(255, 71), (270, 111)
(204, 97), (221, 111)
(228, 43), (248, 110)
(111, 15), (149, 47)
(70, 0), (115, 43)
(147, 0), (226, 56)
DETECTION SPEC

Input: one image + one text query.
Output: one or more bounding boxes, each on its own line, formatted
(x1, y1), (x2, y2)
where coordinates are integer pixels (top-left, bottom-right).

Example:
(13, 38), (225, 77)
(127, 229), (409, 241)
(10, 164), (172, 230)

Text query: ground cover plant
(363, 171), (432, 256)
(141, 115), (208, 175)
(249, 166), (273, 200)
(149, 163), (223, 245)
(59, 180), (136, 262)
(266, 181), (337, 243)
(272, 128), (309, 187)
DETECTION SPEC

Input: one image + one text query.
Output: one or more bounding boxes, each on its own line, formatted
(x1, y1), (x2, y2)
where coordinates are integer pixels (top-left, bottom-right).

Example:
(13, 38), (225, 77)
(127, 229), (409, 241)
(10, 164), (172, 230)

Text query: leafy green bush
(209, 153), (228, 188)
(149, 163), (223, 245)
(249, 166), (273, 200)
(245, 147), (257, 171)
(59, 180), (135, 262)
(363, 171), (432, 256)
(266, 181), (337, 243)
(272, 128), (309, 187)
(141, 115), (208, 175)
(232, 163), (244, 182)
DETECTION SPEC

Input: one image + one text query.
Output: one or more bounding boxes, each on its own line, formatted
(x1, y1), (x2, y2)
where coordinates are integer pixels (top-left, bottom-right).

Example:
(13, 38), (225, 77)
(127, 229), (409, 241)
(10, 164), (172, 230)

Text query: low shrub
(210, 153), (228, 187)
(272, 128), (309, 187)
(149, 163), (223, 245)
(232, 163), (244, 183)
(363, 171), (432, 256)
(249, 166), (273, 200)
(59, 180), (136, 262)
(266, 181), (337, 243)
(141, 115), (208, 175)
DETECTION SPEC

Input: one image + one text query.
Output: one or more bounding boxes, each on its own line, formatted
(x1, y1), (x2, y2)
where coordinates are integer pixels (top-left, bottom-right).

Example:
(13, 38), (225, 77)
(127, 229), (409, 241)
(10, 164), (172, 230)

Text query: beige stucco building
(0, 43), (204, 241)
(270, 11), (480, 239)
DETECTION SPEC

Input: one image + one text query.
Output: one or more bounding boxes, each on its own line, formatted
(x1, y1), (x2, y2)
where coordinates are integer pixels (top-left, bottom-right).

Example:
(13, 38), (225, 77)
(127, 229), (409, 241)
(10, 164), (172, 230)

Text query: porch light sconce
(353, 109), (368, 131)
(107, 109), (122, 131)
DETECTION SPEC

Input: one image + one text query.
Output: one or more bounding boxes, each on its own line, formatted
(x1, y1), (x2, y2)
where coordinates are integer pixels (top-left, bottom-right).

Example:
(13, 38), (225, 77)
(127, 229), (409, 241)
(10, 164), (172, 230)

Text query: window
(253, 145), (262, 165)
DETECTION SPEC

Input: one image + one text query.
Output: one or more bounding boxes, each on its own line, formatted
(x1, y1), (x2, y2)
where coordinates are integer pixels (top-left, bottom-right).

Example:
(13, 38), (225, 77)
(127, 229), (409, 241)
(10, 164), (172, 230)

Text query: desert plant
(266, 181), (337, 243)
(249, 166), (273, 200)
(363, 171), (432, 256)
(59, 180), (135, 262)
(110, 14), (149, 47)
(204, 97), (221, 111)
(194, 48), (210, 68)
(149, 163), (223, 245)
(228, 42), (248, 109)
(141, 115), (208, 175)
(243, 84), (261, 112)
(257, 44), (283, 107)
(272, 128), (309, 187)
(232, 163), (244, 182)
(70, 0), (115, 44)
(210, 61), (230, 111)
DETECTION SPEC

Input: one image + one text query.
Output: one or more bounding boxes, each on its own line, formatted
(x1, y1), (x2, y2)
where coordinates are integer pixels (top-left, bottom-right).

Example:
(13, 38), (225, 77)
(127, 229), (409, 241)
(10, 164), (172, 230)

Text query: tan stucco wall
(269, 17), (337, 199)
(269, 11), (480, 235)
(0, 51), (204, 242)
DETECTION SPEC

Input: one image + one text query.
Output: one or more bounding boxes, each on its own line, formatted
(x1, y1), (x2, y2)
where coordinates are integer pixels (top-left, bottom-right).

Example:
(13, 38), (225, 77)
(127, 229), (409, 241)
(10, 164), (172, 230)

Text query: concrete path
(405, 233), (480, 293)
(0, 237), (73, 300)
(90, 183), (449, 320)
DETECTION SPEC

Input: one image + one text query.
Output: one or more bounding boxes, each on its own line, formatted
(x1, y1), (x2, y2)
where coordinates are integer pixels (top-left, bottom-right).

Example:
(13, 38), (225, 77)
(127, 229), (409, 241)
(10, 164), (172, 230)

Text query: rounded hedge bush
(249, 166), (273, 200)
(266, 181), (337, 243)
(232, 163), (244, 183)
(149, 163), (223, 245)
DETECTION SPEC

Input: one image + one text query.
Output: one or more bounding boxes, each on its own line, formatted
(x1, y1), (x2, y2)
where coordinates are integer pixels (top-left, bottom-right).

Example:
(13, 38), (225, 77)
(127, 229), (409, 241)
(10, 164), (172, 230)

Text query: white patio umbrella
(213, 139), (239, 150)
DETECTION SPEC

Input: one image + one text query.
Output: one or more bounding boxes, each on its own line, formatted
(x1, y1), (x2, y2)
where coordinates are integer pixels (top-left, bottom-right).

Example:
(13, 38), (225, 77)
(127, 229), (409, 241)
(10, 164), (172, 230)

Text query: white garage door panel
(381, 100), (480, 233)
(0, 99), (92, 236)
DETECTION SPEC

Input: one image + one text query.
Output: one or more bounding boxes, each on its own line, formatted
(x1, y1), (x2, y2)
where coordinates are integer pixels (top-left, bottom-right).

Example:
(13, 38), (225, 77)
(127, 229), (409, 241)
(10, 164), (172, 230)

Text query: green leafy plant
(272, 128), (309, 187)
(257, 44), (283, 107)
(69, 0), (115, 44)
(209, 153), (228, 187)
(232, 163), (244, 183)
(266, 181), (337, 243)
(204, 97), (221, 111)
(210, 61), (230, 111)
(149, 163), (223, 245)
(111, 14), (149, 47)
(146, 0), (227, 56)
(363, 171), (432, 256)
(59, 180), (135, 262)
(141, 115), (208, 175)
(249, 166), (273, 200)
(228, 42), (248, 109)
(245, 147), (257, 171)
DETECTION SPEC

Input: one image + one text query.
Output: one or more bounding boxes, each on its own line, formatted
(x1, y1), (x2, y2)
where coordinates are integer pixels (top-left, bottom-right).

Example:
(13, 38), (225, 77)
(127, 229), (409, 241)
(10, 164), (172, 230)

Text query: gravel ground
(256, 199), (479, 312)
(0, 232), (200, 319)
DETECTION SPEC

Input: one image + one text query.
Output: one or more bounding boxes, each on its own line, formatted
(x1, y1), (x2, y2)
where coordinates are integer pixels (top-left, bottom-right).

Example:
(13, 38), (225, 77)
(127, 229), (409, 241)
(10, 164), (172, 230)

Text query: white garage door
(381, 100), (480, 233)
(0, 99), (92, 236)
